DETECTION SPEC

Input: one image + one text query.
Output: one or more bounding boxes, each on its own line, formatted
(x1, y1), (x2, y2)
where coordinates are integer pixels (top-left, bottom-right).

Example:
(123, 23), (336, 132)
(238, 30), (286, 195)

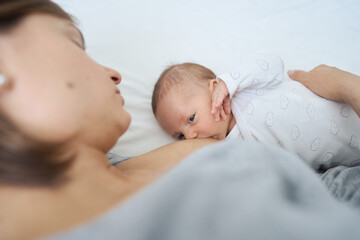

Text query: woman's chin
(118, 112), (132, 136)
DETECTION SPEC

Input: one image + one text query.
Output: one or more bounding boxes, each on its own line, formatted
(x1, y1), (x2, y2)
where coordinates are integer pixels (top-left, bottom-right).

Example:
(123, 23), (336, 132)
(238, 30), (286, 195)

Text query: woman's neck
(0, 139), (217, 240)
(0, 147), (148, 240)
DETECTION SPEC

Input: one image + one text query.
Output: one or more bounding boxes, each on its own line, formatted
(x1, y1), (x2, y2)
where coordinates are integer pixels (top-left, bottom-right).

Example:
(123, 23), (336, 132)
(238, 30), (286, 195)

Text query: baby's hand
(211, 79), (231, 121)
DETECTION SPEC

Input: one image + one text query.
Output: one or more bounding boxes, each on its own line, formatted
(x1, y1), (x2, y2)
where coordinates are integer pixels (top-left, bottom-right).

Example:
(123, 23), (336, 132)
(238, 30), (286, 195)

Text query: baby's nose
(185, 128), (198, 139)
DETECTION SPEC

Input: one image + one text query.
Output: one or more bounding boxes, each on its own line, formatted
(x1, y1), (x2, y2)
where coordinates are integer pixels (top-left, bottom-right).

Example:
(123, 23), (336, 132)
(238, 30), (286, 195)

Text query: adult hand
(288, 65), (352, 102)
(288, 64), (360, 117)
(211, 79), (231, 121)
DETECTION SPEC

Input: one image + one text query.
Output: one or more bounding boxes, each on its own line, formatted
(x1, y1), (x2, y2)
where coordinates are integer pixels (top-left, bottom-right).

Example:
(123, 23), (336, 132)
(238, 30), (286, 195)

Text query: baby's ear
(208, 79), (218, 93)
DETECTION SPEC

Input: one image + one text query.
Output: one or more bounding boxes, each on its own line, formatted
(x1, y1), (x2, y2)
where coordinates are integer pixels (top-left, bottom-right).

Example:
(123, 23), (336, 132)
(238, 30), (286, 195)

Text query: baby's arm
(211, 53), (284, 121)
(217, 53), (284, 98)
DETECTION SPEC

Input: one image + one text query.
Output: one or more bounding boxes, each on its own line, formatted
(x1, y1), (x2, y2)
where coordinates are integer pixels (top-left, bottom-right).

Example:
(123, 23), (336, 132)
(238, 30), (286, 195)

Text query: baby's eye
(189, 114), (195, 123)
(178, 133), (185, 140)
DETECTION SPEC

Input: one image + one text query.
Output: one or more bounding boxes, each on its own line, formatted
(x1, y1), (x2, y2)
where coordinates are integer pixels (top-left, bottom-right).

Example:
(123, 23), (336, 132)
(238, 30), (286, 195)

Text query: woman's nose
(104, 66), (122, 85)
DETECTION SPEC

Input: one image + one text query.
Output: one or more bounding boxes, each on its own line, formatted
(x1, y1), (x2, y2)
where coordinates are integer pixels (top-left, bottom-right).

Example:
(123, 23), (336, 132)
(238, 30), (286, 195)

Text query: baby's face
(156, 82), (232, 140)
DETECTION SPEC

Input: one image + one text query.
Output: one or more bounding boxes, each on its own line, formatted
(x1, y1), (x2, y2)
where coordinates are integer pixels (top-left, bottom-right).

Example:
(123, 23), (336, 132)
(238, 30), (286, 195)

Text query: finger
(211, 92), (221, 114)
(211, 104), (220, 115)
(212, 106), (220, 121)
(212, 102), (221, 115)
(212, 93), (225, 114)
(223, 97), (231, 114)
(220, 107), (226, 120)
(215, 110), (220, 121)
(287, 70), (309, 83)
(224, 104), (231, 115)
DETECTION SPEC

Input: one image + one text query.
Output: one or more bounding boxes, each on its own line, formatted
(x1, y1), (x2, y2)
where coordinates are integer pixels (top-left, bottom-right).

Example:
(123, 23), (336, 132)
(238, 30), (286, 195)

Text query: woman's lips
(115, 88), (125, 105)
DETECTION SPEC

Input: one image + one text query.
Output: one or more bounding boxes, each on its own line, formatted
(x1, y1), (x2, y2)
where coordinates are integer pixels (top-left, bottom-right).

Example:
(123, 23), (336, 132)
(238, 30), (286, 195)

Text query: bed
(54, 0), (360, 158)
(49, 0), (360, 239)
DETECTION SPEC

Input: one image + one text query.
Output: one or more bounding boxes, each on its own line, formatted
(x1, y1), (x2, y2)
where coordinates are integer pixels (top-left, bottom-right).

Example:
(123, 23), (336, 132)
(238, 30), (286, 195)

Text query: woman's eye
(178, 133), (185, 140)
(189, 114), (195, 123)
(72, 39), (85, 50)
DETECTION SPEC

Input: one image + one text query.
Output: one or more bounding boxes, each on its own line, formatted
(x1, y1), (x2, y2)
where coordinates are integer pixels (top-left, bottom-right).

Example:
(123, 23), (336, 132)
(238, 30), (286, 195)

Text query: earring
(0, 74), (5, 85)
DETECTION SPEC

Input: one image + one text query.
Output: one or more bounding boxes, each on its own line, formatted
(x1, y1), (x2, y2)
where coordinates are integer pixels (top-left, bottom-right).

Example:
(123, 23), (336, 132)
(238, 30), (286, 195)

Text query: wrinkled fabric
(46, 141), (360, 240)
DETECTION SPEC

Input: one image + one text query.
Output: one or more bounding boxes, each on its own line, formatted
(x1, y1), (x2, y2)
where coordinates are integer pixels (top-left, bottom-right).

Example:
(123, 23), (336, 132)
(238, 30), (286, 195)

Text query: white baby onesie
(217, 54), (360, 170)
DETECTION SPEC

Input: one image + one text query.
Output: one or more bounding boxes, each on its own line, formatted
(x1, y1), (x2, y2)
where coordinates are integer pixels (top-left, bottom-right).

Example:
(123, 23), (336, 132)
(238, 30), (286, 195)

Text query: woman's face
(0, 14), (131, 152)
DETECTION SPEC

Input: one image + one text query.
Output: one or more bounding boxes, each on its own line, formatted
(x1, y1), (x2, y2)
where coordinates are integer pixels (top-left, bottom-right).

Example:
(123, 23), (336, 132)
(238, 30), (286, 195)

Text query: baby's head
(152, 63), (232, 140)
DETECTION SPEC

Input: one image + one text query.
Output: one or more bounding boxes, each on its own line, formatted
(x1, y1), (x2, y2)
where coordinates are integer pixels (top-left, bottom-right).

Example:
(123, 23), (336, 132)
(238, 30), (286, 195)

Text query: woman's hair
(151, 63), (216, 116)
(0, 0), (73, 32)
(0, 0), (75, 186)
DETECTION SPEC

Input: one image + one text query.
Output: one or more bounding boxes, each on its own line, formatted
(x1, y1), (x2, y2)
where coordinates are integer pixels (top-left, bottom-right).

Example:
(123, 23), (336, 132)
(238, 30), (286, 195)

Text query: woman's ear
(0, 74), (10, 93)
(0, 74), (5, 85)
(209, 79), (218, 93)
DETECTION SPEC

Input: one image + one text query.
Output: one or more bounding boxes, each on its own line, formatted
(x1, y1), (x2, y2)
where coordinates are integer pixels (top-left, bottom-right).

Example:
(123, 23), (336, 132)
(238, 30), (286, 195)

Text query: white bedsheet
(54, 0), (360, 157)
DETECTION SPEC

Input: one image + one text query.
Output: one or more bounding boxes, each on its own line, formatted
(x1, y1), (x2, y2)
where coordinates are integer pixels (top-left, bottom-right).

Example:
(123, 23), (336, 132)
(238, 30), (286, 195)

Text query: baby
(151, 54), (360, 168)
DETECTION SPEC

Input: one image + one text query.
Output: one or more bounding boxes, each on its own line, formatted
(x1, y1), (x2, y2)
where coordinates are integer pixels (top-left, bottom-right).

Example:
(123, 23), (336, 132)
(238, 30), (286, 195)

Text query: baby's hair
(152, 63), (216, 116)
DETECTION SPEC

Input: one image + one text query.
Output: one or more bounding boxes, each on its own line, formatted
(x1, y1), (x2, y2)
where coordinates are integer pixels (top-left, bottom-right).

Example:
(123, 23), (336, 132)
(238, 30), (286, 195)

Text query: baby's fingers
(220, 106), (226, 120)
(211, 92), (222, 114)
(213, 108), (221, 121)
(223, 97), (231, 114)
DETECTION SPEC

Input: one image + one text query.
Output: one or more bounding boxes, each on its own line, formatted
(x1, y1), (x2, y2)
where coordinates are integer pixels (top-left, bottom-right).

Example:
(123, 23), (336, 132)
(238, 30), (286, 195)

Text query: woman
(0, 1), (215, 239)
(0, 1), (360, 240)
